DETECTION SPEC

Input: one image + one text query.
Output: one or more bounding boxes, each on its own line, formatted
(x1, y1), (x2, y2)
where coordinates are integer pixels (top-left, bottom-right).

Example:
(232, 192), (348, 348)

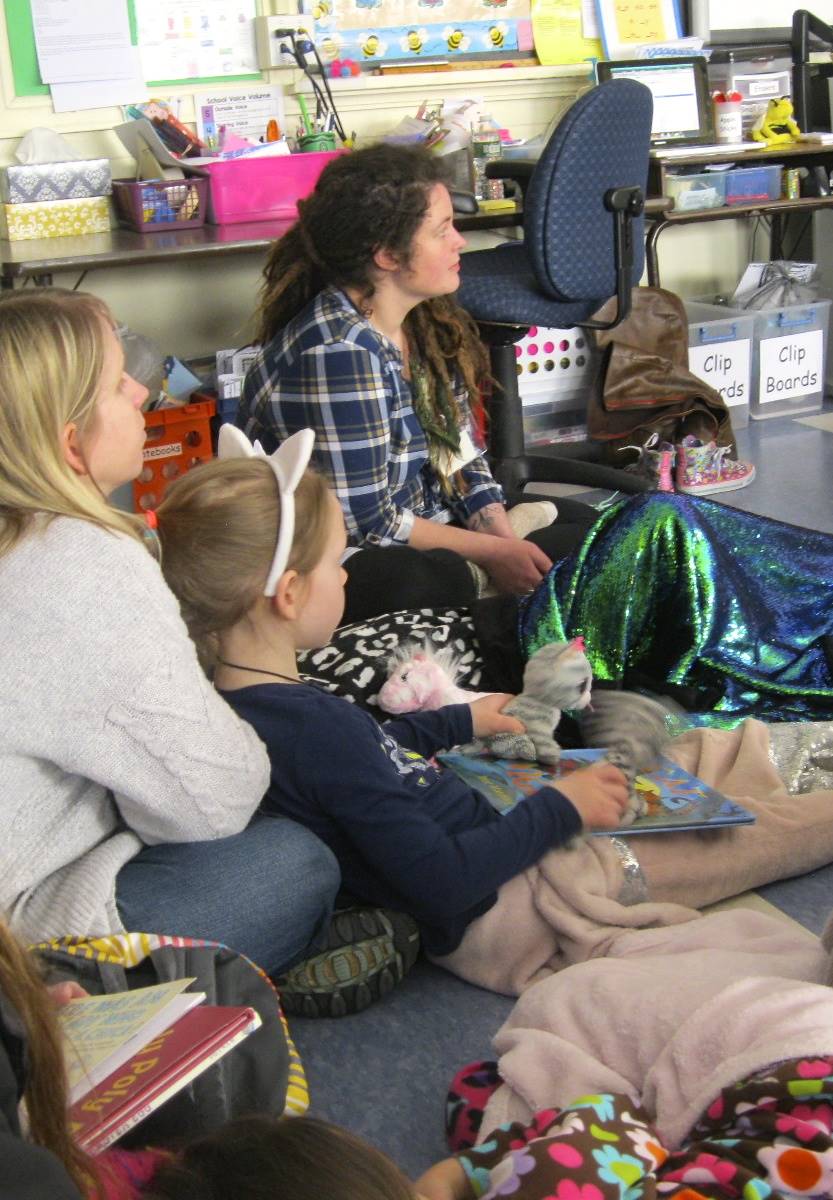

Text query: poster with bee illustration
(305, 0), (530, 64)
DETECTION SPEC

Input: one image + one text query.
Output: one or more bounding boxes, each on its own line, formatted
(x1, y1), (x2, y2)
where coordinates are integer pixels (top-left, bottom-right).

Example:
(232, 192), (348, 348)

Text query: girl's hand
(478, 537), (552, 595)
(555, 762), (630, 830)
(47, 981), (88, 1007)
(415, 1158), (473, 1200)
(469, 693), (525, 738)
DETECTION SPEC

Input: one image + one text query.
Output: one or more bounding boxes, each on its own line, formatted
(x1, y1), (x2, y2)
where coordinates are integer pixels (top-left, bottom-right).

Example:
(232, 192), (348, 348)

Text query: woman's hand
(555, 762), (630, 830)
(469, 693), (525, 738)
(477, 536), (553, 595)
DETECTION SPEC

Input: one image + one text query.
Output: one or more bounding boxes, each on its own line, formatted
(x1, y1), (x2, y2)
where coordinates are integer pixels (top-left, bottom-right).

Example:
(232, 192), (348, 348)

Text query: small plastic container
(133, 398), (215, 512)
(724, 164), (782, 206)
(202, 150), (344, 224)
(685, 301), (755, 428)
(112, 178), (208, 233)
(522, 397), (587, 446)
(749, 298), (831, 419)
(667, 170), (727, 212)
(515, 326), (597, 445)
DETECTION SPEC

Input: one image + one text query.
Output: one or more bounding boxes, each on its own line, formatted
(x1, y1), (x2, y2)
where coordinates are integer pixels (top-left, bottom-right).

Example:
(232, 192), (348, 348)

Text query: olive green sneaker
(276, 907), (420, 1018)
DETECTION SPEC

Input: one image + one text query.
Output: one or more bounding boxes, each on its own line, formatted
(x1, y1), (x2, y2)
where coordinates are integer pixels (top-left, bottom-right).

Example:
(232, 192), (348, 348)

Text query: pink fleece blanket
(433, 720), (833, 994)
(480, 908), (833, 1149)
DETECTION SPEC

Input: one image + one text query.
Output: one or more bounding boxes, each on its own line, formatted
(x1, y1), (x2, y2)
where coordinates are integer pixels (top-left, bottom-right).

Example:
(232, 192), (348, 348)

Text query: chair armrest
(450, 188), (478, 214)
(645, 196), (674, 216)
(485, 159), (536, 195)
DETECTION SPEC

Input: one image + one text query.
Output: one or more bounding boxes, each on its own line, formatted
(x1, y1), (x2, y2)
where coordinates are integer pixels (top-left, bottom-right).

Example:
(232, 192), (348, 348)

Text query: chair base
(492, 446), (651, 497)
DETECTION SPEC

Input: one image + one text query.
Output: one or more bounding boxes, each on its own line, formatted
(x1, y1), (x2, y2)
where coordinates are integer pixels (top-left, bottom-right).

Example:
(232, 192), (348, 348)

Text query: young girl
(156, 429), (629, 989)
(0, 289), (339, 977)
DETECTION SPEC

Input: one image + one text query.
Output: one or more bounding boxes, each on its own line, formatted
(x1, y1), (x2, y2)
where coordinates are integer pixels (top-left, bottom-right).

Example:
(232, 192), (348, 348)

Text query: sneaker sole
(277, 907), (420, 1019)
(677, 468), (756, 496)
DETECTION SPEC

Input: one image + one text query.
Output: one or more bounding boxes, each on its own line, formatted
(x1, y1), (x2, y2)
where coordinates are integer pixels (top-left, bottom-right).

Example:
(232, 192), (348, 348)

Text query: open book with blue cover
(438, 749), (755, 835)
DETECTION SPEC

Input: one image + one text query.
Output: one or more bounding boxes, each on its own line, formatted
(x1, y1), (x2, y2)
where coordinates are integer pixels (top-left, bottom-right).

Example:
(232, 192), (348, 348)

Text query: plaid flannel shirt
(238, 286), (503, 547)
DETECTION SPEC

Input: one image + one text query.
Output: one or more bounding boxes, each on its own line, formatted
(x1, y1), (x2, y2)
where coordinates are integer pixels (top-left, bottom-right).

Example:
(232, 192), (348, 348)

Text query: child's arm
(384, 696), (522, 758)
(382, 705), (474, 757)
(416, 1113), (563, 1200)
(415, 1157), (471, 1200)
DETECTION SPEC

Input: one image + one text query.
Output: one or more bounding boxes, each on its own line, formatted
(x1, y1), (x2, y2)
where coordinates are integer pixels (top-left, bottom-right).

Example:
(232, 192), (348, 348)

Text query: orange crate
(133, 399), (215, 513)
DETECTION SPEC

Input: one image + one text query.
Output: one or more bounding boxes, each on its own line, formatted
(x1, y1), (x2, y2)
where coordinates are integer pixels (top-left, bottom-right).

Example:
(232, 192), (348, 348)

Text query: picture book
(68, 1004), (262, 1155)
(439, 749), (755, 835)
(60, 978), (205, 1105)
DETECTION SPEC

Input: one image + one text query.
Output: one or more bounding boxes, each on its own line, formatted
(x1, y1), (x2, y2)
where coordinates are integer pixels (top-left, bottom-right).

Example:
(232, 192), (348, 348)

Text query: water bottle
(471, 122), (504, 201)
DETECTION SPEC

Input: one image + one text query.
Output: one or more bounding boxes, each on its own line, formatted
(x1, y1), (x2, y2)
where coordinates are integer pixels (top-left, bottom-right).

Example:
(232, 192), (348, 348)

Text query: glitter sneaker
(618, 432), (676, 491)
(675, 436), (756, 496)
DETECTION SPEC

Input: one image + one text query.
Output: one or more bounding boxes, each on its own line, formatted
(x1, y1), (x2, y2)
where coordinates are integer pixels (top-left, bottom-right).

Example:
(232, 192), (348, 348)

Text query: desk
(644, 143), (833, 286)
(0, 206), (522, 289)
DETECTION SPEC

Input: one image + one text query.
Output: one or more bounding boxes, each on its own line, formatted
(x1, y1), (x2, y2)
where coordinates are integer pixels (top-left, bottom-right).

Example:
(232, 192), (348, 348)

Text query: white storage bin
(750, 299), (831, 419)
(516, 325), (597, 446)
(686, 301), (755, 429)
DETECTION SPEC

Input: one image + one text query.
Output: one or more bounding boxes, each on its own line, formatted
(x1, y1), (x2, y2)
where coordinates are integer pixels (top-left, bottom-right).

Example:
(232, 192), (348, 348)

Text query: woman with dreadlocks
(237, 143), (596, 622)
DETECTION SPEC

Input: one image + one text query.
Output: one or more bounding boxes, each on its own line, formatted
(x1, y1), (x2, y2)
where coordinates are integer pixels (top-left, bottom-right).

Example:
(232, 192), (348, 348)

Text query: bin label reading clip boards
(758, 330), (823, 403)
(689, 340), (750, 407)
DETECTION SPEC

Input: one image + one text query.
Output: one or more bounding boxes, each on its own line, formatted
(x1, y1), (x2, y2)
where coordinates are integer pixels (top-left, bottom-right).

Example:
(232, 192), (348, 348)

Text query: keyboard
(651, 142), (752, 159)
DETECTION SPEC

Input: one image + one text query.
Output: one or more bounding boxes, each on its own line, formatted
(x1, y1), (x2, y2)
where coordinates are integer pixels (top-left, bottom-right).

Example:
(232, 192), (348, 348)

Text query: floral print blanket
(458, 1057), (833, 1200)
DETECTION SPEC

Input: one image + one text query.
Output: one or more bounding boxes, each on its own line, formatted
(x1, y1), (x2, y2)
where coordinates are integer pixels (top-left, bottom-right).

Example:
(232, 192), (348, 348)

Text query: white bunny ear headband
(217, 425), (316, 597)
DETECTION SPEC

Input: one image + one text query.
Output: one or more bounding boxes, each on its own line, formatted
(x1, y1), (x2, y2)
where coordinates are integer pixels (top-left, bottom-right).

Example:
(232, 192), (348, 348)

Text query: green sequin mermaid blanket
(518, 493), (833, 725)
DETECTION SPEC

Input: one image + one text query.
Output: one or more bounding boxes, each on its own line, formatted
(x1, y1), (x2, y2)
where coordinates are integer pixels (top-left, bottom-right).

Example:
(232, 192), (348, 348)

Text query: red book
(68, 1005), (261, 1155)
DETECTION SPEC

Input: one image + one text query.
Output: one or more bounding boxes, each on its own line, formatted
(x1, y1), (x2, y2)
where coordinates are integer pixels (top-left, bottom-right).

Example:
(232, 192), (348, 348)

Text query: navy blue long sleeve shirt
(222, 683), (582, 955)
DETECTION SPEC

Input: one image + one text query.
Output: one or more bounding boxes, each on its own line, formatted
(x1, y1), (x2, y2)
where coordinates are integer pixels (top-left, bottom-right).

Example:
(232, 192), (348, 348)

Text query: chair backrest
(524, 79), (653, 303)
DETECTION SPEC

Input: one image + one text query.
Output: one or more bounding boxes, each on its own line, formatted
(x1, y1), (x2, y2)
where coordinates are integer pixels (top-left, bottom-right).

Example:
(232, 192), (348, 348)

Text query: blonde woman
(0, 289), (340, 976)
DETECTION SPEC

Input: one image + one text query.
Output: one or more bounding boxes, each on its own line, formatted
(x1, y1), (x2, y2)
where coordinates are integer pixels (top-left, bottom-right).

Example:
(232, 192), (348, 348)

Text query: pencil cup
(298, 132), (337, 153)
(713, 99), (743, 144)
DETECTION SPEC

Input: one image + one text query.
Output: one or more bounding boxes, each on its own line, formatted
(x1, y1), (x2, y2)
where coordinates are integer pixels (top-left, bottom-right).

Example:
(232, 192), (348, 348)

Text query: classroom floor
(290, 405), (833, 1179)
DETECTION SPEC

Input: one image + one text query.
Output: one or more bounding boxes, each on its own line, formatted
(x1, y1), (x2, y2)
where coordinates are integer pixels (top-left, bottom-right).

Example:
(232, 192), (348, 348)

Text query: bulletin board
(306, 0), (532, 65)
(2, 0), (262, 98)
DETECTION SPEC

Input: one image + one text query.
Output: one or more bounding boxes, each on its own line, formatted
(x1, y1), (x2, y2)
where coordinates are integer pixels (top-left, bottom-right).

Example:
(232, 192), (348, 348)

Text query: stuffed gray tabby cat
(465, 639), (672, 825)
(467, 639), (593, 764)
(577, 690), (671, 823)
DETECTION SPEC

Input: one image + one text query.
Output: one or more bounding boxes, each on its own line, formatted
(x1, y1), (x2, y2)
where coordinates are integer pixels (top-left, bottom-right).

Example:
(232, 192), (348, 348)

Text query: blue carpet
(291, 408), (833, 1180)
(290, 959), (513, 1177)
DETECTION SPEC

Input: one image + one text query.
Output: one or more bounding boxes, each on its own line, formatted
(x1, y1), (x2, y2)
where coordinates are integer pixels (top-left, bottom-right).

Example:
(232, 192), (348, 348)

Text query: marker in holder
(298, 131), (337, 152)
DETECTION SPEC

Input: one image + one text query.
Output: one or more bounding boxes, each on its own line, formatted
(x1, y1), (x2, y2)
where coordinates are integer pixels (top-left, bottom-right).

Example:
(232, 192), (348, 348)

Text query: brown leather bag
(587, 287), (734, 459)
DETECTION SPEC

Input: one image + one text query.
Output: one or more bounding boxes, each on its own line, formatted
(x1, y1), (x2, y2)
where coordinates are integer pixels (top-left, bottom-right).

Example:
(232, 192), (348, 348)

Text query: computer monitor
(596, 56), (715, 147)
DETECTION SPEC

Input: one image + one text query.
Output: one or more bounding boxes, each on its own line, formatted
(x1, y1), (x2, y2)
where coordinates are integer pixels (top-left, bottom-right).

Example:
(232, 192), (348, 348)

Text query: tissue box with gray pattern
(0, 159), (112, 204)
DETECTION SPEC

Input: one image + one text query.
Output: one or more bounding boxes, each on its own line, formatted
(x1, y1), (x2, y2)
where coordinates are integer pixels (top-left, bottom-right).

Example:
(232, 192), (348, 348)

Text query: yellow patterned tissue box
(1, 195), (110, 241)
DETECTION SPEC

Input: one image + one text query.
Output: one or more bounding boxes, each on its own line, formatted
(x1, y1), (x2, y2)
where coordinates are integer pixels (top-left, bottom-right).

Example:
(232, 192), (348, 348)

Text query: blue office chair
(457, 78), (654, 496)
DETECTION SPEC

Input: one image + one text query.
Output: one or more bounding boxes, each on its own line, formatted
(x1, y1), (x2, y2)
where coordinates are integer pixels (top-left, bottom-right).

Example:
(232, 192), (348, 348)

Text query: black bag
(32, 933), (304, 1147)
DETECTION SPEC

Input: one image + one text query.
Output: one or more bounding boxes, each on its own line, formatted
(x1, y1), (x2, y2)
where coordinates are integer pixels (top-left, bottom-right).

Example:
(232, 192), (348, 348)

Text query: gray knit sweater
(0, 517), (270, 943)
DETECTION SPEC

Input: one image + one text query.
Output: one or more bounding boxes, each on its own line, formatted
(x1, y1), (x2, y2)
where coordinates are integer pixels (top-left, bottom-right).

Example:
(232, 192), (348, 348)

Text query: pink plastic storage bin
(202, 151), (344, 224)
